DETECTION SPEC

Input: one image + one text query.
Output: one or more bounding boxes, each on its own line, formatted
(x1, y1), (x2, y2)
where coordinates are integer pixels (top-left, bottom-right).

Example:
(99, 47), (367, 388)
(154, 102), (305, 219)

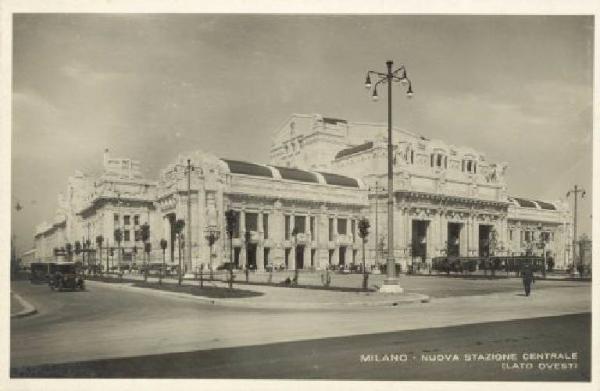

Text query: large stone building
(34, 113), (573, 272)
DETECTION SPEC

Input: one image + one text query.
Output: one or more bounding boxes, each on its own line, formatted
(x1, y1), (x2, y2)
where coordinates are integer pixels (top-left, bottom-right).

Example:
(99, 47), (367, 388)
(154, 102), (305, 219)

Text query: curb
(11, 293), (38, 319)
(85, 280), (430, 309)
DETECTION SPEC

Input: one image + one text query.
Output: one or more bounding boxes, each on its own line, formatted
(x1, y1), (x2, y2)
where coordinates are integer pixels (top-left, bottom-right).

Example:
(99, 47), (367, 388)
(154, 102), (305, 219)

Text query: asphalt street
(12, 313), (590, 381)
(11, 278), (591, 381)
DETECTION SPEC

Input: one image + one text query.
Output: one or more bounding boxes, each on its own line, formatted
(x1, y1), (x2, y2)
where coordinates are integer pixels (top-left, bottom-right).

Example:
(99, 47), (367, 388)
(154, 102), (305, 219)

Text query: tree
(358, 217), (371, 291)
(140, 223), (151, 281)
(114, 228), (123, 273)
(174, 219), (185, 286)
(160, 238), (168, 284)
(225, 209), (238, 289)
(204, 228), (220, 280)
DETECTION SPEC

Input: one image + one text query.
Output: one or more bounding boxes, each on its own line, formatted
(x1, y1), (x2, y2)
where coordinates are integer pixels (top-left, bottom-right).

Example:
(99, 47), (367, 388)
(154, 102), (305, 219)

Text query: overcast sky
(11, 14), (593, 254)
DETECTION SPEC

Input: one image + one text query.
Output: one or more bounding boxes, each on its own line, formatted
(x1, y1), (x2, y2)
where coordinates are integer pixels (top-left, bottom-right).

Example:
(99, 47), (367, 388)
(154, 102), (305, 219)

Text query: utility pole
(566, 185), (585, 276)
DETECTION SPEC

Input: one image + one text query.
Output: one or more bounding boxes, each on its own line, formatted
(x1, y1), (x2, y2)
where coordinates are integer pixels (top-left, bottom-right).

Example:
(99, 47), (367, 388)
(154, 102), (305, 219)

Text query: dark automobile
(217, 262), (238, 271)
(49, 262), (85, 291)
(30, 262), (54, 284)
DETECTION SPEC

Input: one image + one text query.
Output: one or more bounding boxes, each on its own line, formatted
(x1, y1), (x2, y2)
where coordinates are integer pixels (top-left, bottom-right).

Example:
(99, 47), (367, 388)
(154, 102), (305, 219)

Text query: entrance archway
(447, 223), (462, 257)
(246, 243), (257, 269)
(479, 225), (492, 257)
(339, 246), (347, 266)
(412, 220), (429, 261)
(296, 245), (305, 269)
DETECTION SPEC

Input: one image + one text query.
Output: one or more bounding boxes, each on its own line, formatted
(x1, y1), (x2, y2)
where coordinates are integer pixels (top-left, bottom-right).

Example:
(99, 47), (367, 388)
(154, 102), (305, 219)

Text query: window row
(114, 214), (141, 226)
(509, 230), (555, 243)
(228, 212), (356, 242)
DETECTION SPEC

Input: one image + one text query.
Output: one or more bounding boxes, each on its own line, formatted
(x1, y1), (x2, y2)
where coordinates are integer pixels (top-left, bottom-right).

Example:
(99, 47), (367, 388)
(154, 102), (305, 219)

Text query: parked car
(217, 262), (237, 271)
(49, 262), (85, 291)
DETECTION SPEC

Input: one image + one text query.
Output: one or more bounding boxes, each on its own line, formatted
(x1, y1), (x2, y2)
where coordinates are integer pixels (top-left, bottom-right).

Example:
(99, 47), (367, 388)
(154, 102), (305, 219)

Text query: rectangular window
(263, 214), (269, 239)
(135, 229), (141, 241)
(338, 218), (347, 235)
(124, 230), (130, 242)
(509, 230), (513, 241)
(114, 214), (119, 223)
(430, 155), (434, 167)
(134, 215), (140, 225)
(329, 218), (334, 241)
(245, 213), (258, 232)
(310, 216), (315, 236)
(351, 219), (356, 240)
(285, 215), (291, 240)
(525, 231), (531, 242)
(294, 216), (306, 234)
(124, 215), (130, 225)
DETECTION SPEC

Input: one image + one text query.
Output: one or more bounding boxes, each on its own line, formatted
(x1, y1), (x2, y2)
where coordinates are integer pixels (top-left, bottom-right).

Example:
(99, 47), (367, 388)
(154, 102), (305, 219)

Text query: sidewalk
(86, 277), (430, 309)
(11, 292), (37, 318)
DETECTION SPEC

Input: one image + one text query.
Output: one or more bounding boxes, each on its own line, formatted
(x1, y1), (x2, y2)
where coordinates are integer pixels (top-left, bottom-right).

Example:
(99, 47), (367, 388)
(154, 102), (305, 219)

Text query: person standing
(522, 264), (535, 296)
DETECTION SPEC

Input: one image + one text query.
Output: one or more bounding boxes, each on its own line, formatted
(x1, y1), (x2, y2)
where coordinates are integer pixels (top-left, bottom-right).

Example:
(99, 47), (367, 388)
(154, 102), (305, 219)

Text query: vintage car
(48, 262), (85, 291)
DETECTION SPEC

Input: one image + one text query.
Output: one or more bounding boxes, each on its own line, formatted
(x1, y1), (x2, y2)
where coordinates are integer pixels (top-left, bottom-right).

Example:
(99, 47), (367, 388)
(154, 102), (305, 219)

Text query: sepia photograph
(4, 3), (597, 390)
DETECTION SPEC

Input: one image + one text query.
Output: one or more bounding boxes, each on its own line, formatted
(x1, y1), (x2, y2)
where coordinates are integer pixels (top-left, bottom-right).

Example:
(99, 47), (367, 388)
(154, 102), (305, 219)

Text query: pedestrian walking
(521, 264), (535, 296)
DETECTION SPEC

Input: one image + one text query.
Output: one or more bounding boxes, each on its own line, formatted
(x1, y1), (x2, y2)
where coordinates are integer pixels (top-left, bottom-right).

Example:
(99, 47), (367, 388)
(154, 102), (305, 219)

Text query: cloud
(61, 61), (129, 84)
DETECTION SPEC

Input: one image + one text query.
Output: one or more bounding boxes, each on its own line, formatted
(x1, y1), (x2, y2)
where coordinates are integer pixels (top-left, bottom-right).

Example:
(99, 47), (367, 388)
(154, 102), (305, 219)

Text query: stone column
(271, 200), (284, 268)
(257, 211), (264, 270)
(332, 216), (339, 266)
(303, 215), (310, 269)
(317, 206), (328, 269)
(427, 215), (437, 261)
(394, 205), (403, 265)
(440, 211), (448, 255)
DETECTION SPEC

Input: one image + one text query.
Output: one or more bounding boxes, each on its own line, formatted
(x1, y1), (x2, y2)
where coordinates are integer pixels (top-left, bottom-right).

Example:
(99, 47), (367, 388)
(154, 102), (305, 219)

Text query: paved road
(12, 313), (590, 381)
(11, 279), (591, 372)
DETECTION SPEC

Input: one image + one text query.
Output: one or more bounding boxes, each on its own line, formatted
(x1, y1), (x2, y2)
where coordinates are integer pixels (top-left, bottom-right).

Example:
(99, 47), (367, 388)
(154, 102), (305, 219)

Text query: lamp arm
(368, 70), (387, 78)
(392, 65), (406, 75)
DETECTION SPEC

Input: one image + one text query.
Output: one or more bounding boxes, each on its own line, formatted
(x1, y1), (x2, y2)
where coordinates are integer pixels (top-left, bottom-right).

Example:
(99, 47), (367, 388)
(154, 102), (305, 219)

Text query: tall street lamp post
(365, 60), (413, 293)
(174, 159), (197, 276)
(566, 185), (585, 276)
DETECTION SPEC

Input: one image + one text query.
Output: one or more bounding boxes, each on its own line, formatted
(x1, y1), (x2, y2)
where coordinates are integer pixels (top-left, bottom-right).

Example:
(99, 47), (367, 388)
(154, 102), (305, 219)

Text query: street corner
(11, 292), (38, 319)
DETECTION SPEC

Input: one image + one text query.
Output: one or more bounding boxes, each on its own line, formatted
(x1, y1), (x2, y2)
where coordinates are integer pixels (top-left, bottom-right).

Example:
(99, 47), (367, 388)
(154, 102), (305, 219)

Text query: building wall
(33, 114), (573, 272)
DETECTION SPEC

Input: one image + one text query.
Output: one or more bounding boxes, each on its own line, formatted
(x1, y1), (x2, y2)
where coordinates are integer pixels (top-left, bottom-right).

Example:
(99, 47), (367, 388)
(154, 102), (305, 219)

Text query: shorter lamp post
(159, 238), (168, 284)
(225, 210), (238, 290)
(174, 219), (186, 286)
(358, 217), (370, 291)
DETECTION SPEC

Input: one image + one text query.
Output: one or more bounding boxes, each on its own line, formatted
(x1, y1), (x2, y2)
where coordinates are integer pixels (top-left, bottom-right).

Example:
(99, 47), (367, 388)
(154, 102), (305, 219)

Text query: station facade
(33, 113), (573, 272)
